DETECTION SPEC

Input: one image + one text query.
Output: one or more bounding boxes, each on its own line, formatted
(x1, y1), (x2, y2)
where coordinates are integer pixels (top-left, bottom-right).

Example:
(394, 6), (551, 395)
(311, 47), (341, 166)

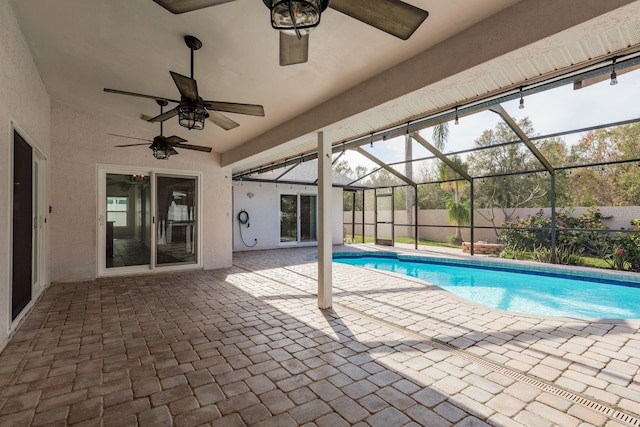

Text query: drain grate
(446, 346), (640, 427)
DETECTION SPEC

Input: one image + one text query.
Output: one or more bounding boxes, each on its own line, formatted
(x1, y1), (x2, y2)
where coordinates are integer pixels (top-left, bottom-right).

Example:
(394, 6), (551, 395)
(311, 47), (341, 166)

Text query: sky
(340, 65), (640, 173)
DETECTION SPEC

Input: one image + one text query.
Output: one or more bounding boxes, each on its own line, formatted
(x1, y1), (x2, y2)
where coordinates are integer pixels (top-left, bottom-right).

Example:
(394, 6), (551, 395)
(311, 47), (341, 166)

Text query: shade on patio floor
(0, 247), (639, 426)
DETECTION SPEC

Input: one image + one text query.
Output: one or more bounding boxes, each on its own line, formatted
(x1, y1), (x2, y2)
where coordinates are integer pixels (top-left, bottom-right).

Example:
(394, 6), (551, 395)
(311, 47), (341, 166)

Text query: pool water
(334, 255), (640, 319)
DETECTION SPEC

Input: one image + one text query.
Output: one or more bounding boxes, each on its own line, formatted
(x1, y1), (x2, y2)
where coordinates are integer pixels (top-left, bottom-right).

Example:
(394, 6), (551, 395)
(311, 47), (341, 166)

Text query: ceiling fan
(152, 0), (429, 66)
(104, 35), (265, 130)
(110, 100), (213, 159)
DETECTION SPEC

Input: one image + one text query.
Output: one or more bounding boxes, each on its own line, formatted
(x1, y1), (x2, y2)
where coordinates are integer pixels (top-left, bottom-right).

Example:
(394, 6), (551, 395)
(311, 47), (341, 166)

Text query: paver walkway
(1, 246), (639, 426)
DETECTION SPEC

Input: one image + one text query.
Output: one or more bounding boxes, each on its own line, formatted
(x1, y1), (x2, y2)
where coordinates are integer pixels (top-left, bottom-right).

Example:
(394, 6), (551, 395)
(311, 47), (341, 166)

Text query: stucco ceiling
(8, 0), (640, 174)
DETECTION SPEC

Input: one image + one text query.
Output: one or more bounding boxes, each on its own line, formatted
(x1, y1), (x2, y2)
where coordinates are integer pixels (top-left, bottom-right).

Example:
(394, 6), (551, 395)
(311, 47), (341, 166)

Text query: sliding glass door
(280, 193), (317, 244)
(98, 167), (200, 276)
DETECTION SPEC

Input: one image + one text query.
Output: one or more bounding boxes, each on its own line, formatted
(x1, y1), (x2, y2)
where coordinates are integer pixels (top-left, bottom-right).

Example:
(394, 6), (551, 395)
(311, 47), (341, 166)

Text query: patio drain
(334, 302), (640, 427)
(233, 263), (640, 426)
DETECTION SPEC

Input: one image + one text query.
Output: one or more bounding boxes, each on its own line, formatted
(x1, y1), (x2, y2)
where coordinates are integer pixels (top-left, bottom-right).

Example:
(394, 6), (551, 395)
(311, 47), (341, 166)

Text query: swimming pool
(334, 253), (640, 319)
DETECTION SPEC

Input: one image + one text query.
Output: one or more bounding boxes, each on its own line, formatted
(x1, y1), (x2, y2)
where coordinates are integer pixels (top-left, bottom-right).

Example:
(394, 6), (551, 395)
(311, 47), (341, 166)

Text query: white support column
(317, 131), (332, 309)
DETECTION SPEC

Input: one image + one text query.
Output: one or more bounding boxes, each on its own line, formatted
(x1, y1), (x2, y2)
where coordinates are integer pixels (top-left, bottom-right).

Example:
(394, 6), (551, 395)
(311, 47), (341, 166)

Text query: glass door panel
(280, 194), (297, 243)
(106, 173), (151, 268)
(156, 175), (197, 266)
(300, 195), (317, 242)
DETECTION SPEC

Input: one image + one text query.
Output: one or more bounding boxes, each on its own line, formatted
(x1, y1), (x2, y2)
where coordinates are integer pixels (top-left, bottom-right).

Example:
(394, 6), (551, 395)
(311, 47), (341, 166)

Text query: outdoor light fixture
(454, 107), (459, 125)
(519, 87), (525, 109)
(178, 102), (209, 130)
(610, 58), (618, 85)
(266, 0), (328, 37)
(370, 133), (374, 147)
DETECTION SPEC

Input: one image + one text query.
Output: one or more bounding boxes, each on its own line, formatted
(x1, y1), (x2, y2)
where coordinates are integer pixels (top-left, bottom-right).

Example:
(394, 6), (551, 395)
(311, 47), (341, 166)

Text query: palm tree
(432, 123), (449, 151)
(438, 155), (469, 244)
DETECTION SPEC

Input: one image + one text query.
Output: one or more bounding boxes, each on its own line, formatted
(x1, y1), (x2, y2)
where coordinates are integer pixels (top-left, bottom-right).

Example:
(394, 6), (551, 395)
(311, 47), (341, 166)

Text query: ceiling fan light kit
(178, 102), (208, 130)
(266, 0), (328, 36)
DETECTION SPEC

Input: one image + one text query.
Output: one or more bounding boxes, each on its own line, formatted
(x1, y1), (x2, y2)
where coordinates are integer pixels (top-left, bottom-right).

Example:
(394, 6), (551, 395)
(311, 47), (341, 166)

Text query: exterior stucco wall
(0, 0), (51, 351)
(232, 181), (343, 251)
(50, 100), (232, 283)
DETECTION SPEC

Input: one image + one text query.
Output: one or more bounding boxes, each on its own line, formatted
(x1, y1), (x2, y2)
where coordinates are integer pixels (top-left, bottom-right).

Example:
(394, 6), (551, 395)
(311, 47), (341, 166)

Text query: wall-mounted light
(454, 106), (459, 125)
(518, 87), (525, 109)
(610, 58), (618, 85)
(370, 133), (374, 148)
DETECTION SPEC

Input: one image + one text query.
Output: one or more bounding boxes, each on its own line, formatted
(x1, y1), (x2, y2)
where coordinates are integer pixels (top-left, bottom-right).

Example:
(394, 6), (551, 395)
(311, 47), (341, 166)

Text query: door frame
(97, 164), (203, 277)
(9, 120), (48, 333)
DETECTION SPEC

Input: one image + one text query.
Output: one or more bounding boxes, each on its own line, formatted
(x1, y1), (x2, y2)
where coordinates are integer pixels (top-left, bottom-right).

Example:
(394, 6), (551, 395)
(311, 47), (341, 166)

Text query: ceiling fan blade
(170, 71), (199, 100)
(329, 0), (428, 40)
(279, 33), (309, 66)
(153, 0), (235, 14)
(164, 135), (188, 144)
(202, 101), (265, 116)
(208, 110), (240, 130)
(104, 88), (179, 103)
(140, 113), (153, 121)
(114, 143), (151, 148)
(172, 143), (213, 153)
(147, 108), (178, 122)
(169, 147), (180, 156)
(108, 133), (152, 142)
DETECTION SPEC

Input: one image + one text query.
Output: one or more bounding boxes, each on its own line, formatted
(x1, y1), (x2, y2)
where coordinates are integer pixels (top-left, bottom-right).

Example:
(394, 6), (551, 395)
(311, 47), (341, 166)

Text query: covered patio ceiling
(8, 0), (640, 175)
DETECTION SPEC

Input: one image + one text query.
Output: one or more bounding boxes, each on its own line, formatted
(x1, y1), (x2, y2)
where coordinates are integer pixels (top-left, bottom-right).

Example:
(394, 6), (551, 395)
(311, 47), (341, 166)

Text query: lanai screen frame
(233, 53), (640, 262)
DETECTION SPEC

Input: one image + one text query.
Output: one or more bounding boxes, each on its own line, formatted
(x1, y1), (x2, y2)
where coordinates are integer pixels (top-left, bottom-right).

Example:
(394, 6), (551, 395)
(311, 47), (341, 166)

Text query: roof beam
(355, 147), (416, 187)
(489, 105), (555, 173)
(411, 133), (472, 182)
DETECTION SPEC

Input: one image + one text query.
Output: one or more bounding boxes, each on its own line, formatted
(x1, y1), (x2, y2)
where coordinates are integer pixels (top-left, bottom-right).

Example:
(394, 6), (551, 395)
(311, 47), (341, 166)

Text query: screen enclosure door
(375, 189), (394, 246)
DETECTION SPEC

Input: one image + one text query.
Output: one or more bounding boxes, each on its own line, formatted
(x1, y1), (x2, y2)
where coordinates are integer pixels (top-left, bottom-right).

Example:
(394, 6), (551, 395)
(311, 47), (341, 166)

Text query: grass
(344, 235), (460, 249)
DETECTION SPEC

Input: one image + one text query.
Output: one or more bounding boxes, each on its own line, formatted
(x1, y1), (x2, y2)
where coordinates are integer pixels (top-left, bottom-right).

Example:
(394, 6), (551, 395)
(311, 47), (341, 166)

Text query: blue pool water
(334, 254), (640, 319)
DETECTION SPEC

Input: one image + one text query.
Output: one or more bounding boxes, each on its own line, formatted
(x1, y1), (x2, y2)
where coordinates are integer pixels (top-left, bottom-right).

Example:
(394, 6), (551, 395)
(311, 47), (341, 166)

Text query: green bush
(499, 207), (639, 270)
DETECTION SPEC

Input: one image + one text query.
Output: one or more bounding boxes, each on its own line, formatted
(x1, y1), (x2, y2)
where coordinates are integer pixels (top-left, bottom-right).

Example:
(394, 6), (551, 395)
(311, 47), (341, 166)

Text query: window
(107, 196), (128, 227)
(280, 194), (317, 244)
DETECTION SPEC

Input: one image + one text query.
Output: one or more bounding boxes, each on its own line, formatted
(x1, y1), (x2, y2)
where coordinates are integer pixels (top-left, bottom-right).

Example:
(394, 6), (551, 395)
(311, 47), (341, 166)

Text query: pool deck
(1, 244), (639, 426)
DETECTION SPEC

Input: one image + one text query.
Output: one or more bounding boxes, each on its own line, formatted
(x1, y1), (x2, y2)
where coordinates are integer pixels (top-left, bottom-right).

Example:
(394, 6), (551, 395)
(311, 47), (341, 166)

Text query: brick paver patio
(1, 246), (639, 426)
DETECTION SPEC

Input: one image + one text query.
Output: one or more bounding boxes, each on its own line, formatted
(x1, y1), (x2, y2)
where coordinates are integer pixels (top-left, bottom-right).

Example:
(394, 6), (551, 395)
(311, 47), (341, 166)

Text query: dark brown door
(12, 131), (32, 320)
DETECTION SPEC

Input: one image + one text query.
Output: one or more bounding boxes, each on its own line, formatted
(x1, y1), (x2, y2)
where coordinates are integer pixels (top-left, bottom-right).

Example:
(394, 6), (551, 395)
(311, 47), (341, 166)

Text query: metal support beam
(470, 179), (475, 255)
(489, 105), (555, 174)
(411, 133), (473, 182)
(318, 131), (332, 309)
(414, 185), (419, 250)
(550, 174), (557, 264)
(355, 147), (416, 187)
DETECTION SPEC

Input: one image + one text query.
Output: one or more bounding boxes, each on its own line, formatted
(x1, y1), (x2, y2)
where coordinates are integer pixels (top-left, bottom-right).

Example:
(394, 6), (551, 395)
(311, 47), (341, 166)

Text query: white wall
(0, 0), (52, 351)
(232, 181), (343, 251)
(50, 100), (232, 282)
